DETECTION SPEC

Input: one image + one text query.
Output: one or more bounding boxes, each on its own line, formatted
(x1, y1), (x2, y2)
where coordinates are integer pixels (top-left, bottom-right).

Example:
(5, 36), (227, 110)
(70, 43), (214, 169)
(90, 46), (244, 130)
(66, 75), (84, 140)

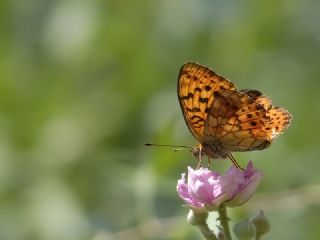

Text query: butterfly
(178, 62), (292, 168)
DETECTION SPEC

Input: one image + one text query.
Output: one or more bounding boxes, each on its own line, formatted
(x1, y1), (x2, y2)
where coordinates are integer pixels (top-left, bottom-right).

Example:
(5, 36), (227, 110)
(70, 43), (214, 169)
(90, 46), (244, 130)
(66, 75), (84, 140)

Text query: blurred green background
(0, 0), (319, 239)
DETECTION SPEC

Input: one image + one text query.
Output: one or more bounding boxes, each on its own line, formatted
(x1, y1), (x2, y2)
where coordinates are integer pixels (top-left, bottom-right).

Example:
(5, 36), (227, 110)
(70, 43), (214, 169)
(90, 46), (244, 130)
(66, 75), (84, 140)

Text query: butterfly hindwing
(204, 88), (272, 151)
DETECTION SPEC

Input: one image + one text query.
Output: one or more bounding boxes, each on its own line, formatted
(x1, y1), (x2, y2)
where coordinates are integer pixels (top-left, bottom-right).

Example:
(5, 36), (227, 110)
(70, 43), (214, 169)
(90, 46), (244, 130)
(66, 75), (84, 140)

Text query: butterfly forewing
(178, 62), (236, 142)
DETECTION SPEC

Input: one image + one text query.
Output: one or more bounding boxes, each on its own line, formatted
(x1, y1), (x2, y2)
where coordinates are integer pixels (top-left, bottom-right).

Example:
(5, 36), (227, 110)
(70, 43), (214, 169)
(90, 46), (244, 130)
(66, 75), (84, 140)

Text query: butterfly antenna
(173, 148), (190, 152)
(226, 153), (244, 170)
(145, 143), (193, 149)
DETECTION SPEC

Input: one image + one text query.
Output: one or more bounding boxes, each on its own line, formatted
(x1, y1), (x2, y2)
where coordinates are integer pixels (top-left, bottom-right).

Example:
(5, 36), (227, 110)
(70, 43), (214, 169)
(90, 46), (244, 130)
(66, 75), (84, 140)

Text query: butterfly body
(191, 143), (228, 160)
(178, 62), (291, 165)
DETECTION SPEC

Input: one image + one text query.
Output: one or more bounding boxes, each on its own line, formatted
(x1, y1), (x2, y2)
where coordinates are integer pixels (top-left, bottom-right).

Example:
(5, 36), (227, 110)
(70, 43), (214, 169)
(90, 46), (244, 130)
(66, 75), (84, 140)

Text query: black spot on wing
(194, 87), (202, 92)
(199, 97), (208, 103)
(213, 91), (221, 97)
(250, 121), (257, 126)
(187, 107), (201, 112)
(180, 92), (194, 100)
(205, 85), (212, 91)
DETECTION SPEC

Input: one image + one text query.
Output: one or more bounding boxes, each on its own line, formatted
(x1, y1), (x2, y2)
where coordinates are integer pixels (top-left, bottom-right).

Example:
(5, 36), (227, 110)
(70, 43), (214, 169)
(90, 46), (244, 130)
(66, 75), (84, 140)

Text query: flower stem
(197, 223), (218, 240)
(218, 204), (232, 240)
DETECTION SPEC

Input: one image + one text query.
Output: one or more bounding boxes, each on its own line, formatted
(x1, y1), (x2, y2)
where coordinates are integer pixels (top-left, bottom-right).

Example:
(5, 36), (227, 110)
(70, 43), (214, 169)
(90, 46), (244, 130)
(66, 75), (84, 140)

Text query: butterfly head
(190, 144), (204, 160)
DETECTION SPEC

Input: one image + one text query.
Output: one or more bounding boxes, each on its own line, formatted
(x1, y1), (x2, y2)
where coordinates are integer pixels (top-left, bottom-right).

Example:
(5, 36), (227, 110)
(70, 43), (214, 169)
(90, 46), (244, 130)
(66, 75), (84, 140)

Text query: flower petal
(226, 165), (263, 207)
(177, 172), (203, 208)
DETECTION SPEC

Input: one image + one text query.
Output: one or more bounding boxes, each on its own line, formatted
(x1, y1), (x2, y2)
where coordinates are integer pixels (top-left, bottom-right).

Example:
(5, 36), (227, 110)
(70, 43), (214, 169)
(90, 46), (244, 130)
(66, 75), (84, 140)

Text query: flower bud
(250, 210), (270, 237)
(233, 218), (255, 240)
(187, 209), (208, 226)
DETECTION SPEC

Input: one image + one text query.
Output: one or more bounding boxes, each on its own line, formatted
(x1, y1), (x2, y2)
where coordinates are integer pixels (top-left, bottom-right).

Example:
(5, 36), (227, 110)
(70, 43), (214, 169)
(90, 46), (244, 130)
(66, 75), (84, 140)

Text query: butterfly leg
(226, 153), (244, 170)
(196, 144), (203, 169)
(207, 157), (211, 168)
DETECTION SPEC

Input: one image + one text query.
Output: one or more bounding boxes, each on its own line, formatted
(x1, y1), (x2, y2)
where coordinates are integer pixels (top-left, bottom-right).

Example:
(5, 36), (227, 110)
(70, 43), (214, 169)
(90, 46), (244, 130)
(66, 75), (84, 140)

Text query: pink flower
(176, 161), (262, 212)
